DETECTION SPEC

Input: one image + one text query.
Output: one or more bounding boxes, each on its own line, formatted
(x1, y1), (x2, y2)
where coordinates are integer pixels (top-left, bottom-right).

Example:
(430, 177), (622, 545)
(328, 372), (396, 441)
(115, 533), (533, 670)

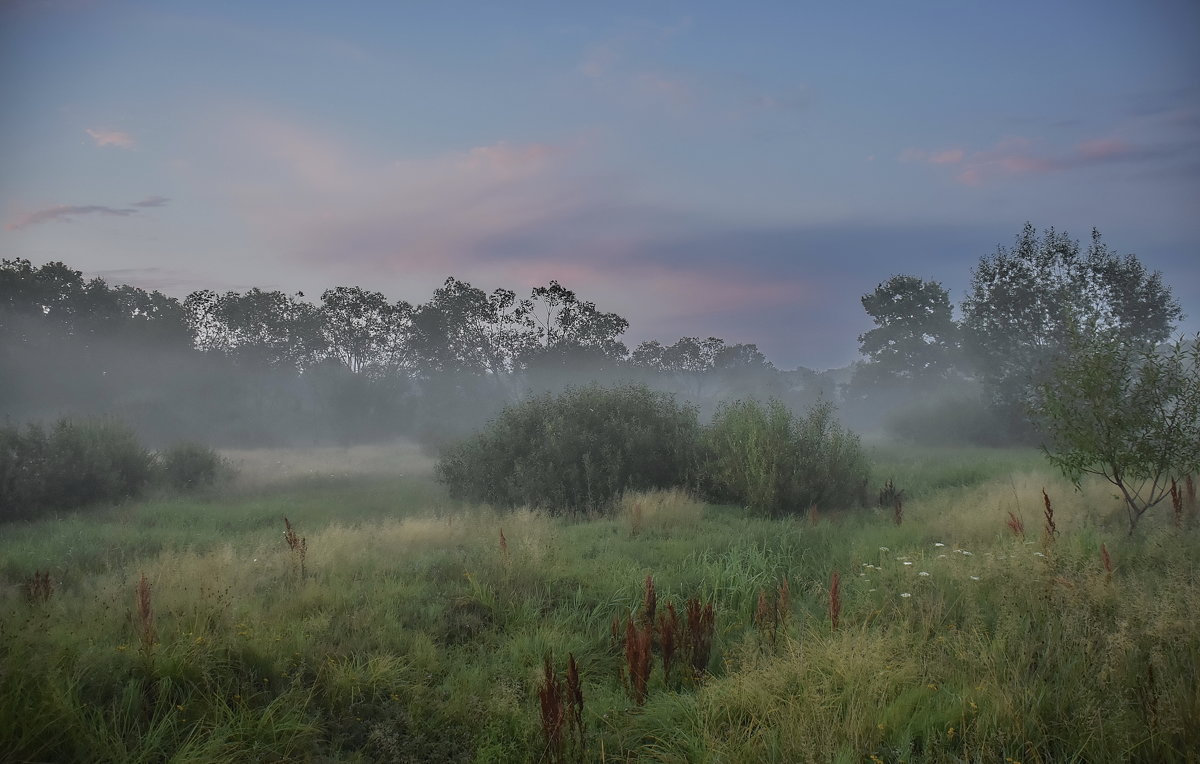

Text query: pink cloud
(86, 128), (134, 148)
(906, 133), (1152, 187)
(1077, 138), (1132, 160)
(6, 203), (136, 231)
(928, 148), (964, 164)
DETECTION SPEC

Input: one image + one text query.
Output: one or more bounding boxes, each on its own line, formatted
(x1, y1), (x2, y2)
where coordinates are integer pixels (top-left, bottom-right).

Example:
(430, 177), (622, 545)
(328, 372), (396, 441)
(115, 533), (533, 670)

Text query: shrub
(157, 441), (224, 492)
(0, 417), (153, 520)
(702, 399), (869, 515)
(436, 384), (701, 514)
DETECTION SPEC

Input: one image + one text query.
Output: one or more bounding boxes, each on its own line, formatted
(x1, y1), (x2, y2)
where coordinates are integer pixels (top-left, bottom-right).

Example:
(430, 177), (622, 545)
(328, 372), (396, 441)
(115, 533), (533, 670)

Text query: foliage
(852, 275), (959, 389)
(156, 441), (225, 492)
(961, 224), (1182, 435)
(702, 398), (869, 515)
(436, 384), (701, 514)
(1030, 327), (1200, 533)
(0, 417), (153, 520)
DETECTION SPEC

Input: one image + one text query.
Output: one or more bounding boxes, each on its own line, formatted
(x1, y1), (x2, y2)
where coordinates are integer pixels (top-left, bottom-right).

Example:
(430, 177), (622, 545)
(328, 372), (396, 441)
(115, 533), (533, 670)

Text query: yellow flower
(947, 726), (955, 739)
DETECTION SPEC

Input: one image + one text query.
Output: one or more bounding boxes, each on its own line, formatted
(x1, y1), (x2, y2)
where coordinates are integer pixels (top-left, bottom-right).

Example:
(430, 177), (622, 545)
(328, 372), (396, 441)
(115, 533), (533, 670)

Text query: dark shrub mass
(436, 384), (702, 514)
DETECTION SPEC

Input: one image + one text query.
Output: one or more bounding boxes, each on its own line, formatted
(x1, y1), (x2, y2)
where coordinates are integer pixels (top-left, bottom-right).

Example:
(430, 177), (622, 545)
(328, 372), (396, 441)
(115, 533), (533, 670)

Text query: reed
(828, 569), (841, 632)
(623, 618), (653, 705)
(1006, 510), (1025, 538)
(566, 653), (584, 753)
(1101, 542), (1114, 579)
(1042, 488), (1058, 542)
(1170, 480), (1182, 529)
(538, 654), (565, 762)
(639, 574), (657, 632)
(685, 597), (715, 677)
(22, 569), (53, 604)
(135, 572), (155, 656)
(658, 602), (679, 686)
(283, 516), (307, 578)
(499, 527), (509, 561)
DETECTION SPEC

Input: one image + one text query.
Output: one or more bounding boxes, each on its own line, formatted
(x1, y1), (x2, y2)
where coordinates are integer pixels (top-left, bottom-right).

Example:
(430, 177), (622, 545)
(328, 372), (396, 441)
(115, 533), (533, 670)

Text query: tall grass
(1, 457), (1196, 761)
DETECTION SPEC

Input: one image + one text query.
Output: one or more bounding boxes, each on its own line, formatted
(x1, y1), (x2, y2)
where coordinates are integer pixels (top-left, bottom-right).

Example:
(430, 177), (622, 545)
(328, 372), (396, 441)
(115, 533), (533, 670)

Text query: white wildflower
(879, 547), (890, 552)
(937, 554), (947, 559)
(918, 571), (930, 577)
(903, 561), (914, 566)
(934, 542), (945, 547)
(969, 576), (981, 581)
(900, 592), (912, 598)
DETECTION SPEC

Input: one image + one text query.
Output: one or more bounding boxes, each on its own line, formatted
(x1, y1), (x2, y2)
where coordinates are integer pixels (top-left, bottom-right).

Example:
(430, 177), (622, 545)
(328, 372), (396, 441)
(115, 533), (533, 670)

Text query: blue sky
(2, 0), (1197, 368)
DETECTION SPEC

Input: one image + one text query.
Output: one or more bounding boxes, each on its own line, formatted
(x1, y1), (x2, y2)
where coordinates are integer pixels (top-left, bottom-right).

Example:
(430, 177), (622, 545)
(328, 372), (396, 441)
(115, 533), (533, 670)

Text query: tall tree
(852, 275), (959, 391)
(183, 288), (323, 370)
(961, 224), (1182, 428)
(319, 286), (410, 375)
(408, 277), (537, 376)
(526, 280), (628, 366)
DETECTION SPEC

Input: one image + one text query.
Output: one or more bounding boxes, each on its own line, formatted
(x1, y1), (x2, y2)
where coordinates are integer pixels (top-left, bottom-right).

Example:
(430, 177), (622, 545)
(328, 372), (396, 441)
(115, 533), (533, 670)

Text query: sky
(2, 0), (1198, 369)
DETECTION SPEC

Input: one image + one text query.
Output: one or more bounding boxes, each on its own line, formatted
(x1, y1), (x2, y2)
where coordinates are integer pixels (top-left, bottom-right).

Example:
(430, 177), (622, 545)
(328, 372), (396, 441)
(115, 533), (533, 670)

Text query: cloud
(5, 195), (166, 230)
(5, 204), (136, 230)
(903, 133), (1189, 186)
(86, 128), (135, 148)
(132, 195), (170, 208)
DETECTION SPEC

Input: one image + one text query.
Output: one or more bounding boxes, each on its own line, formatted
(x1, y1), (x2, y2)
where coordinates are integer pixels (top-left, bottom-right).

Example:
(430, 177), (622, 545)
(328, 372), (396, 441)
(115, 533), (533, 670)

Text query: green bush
(157, 441), (225, 492)
(436, 384), (701, 514)
(0, 417), (153, 520)
(702, 399), (869, 515)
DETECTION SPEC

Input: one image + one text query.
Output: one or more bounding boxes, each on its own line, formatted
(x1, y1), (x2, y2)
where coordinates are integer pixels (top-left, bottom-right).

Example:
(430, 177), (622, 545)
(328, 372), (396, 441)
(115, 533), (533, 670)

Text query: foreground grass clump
(436, 383), (702, 514)
(1, 449), (1198, 762)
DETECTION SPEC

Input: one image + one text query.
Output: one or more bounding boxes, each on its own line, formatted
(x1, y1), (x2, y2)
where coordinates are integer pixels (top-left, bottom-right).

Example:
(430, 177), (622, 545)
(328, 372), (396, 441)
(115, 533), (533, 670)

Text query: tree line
(0, 222), (1186, 447)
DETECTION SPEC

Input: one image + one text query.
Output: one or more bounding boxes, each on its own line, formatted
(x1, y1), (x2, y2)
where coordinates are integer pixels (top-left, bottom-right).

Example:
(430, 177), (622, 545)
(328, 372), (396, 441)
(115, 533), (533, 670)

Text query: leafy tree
(853, 275), (958, 389)
(408, 277), (538, 377)
(183, 288), (323, 370)
(526, 281), (628, 366)
(319, 286), (410, 375)
(1030, 326), (1200, 534)
(961, 224), (1182, 431)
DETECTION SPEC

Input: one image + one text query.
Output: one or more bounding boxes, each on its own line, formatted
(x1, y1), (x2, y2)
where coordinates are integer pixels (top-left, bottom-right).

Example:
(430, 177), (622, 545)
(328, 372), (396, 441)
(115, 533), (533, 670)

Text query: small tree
(1030, 327), (1200, 534)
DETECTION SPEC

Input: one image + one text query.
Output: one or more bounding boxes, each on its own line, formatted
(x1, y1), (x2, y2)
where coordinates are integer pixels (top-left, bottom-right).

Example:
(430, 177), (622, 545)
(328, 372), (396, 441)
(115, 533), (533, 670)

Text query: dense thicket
(437, 385), (870, 516)
(0, 417), (224, 520)
(436, 385), (702, 514)
(702, 399), (869, 514)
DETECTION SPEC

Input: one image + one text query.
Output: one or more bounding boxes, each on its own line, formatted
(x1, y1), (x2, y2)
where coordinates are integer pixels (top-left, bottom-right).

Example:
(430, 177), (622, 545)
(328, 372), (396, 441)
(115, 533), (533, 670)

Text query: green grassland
(1, 444), (1196, 762)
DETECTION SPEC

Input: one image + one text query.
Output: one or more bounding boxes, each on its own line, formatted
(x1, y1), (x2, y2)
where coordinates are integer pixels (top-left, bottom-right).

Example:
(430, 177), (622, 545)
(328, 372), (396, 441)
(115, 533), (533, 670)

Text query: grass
(0, 444), (1197, 761)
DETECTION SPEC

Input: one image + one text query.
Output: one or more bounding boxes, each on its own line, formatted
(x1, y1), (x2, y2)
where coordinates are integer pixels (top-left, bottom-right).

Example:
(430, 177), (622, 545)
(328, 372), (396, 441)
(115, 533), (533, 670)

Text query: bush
(702, 399), (869, 515)
(1, 417), (153, 520)
(157, 441), (225, 492)
(436, 384), (701, 514)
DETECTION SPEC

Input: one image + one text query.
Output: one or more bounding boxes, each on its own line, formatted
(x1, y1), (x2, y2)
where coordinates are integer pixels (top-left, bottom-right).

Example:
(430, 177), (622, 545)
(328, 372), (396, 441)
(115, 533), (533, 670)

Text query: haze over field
(2, 0), (1198, 369)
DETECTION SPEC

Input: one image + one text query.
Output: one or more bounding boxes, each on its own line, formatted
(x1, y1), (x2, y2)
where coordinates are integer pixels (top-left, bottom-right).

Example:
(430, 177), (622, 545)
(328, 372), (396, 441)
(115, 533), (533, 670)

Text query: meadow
(1, 442), (1196, 763)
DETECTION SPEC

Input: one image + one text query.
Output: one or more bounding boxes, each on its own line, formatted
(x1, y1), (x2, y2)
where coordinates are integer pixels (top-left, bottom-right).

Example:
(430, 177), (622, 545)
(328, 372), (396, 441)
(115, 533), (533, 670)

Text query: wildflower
(1034, 552), (1046, 557)
(937, 554), (947, 559)
(947, 726), (955, 739)
(879, 547), (890, 552)
(903, 561), (914, 566)
(868, 588), (876, 592)
(900, 592), (912, 598)
(918, 571), (930, 577)
(934, 542), (945, 547)
(961, 550), (973, 556)
(970, 575), (981, 581)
